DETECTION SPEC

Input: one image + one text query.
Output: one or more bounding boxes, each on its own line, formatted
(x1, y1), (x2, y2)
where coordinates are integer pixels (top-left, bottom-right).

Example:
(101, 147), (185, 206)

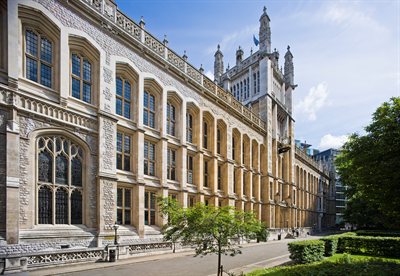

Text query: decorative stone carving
(102, 180), (114, 228)
(103, 67), (113, 84)
(101, 119), (114, 171)
(103, 87), (112, 101)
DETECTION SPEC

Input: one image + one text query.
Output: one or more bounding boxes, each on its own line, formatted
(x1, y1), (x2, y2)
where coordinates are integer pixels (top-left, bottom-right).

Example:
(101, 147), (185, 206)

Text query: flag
(253, 35), (259, 46)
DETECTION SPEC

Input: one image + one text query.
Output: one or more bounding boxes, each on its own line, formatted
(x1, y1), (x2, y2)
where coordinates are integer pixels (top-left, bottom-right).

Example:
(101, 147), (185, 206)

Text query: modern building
(314, 148), (347, 226)
(0, 0), (332, 270)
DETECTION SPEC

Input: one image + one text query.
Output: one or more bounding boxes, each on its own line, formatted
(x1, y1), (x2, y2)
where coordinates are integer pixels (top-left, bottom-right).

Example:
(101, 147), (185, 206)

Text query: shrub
(288, 240), (325, 264)
(320, 236), (339, 256)
(356, 230), (400, 237)
(337, 236), (400, 258)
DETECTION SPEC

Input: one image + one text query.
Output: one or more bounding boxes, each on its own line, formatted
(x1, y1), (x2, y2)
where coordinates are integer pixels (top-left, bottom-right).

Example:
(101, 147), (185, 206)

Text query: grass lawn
(247, 254), (400, 276)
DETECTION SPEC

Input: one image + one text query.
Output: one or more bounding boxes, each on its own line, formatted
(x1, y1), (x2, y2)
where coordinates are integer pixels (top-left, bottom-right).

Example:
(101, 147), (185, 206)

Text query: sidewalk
(20, 235), (323, 276)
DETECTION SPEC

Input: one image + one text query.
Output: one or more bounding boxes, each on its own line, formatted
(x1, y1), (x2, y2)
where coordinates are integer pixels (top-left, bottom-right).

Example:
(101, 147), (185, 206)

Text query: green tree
(336, 97), (400, 229)
(158, 197), (266, 276)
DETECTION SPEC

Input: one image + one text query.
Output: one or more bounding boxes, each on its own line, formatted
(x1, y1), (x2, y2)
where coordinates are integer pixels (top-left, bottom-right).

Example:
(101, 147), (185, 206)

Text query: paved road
(55, 237), (320, 276)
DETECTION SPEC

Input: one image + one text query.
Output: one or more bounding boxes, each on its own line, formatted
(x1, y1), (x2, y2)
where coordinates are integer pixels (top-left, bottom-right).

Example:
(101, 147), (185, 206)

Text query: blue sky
(116, 0), (400, 150)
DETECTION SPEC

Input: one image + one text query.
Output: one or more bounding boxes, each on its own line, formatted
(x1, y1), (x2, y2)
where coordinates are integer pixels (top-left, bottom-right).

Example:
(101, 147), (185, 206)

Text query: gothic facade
(0, 0), (332, 264)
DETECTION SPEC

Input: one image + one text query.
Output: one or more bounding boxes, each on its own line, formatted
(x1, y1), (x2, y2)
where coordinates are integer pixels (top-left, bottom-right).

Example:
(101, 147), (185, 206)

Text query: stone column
(133, 183), (144, 237)
(6, 109), (19, 244)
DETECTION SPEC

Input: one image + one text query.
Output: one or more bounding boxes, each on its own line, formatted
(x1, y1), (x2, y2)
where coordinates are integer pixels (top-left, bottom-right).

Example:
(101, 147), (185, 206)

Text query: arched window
(143, 91), (156, 128)
(166, 102), (176, 136)
(116, 76), (131, 119)
(186, 113), (193, 143)
(37, 136), (84, 225)
(25, 29), (53, 88)
(71, 53), (92, 103)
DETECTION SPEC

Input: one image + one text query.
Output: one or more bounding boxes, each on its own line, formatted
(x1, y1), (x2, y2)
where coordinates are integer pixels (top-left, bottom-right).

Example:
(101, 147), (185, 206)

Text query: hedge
(356, 230), (400, 237)
(337, 236), (400, 258)
(288, 240), (325, 263)
(320, 236), (340, 256)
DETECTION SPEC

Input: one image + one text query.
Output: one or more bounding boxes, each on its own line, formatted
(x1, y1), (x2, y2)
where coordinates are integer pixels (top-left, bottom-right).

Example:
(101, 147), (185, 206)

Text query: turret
(214, 44), (224, 83)
(236, 46), (244, 66)
(284, 45), (294, 87)
(259, 6), (271, 53)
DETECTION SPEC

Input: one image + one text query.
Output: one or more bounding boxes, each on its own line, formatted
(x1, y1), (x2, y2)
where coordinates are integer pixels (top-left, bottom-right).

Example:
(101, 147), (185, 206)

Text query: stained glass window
(25, 29), (52, 88)
(38, 186), (52, 224)
(37, 136), (83, 225)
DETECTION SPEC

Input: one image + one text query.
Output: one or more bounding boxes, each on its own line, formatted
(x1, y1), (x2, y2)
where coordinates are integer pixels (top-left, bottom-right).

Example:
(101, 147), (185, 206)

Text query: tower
(284, 46), (294, 87)
(214, 44), (224, 83)
(259, 6), (271, 53)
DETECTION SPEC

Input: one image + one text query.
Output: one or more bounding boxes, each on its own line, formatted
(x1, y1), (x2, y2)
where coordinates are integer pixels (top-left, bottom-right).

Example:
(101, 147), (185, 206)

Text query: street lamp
(113, 221), (119, 245)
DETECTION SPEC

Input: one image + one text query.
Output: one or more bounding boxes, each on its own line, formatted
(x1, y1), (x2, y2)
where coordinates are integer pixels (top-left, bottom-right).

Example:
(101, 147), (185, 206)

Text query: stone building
(0, 0), (331, 268)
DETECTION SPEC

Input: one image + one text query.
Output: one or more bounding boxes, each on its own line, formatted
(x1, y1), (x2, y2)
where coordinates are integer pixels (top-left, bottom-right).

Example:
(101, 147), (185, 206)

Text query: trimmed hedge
(320, 236), (339, 256)
(288, 240), (325, 263)
(356, 230), (400, 237)
(337, 236), (400, 258)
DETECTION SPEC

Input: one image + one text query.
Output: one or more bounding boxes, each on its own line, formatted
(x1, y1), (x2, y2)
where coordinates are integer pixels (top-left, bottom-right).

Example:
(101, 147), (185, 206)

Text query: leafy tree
(158, 197), (266, 276)
(336, 97), (400, 229)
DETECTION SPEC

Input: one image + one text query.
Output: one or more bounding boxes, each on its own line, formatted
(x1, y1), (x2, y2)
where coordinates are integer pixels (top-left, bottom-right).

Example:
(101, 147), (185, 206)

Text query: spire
(284, 45), (294, 87)
(236, 46), (244, 66)
(214, 44), (224, 83)
(259, 6), (271, 53)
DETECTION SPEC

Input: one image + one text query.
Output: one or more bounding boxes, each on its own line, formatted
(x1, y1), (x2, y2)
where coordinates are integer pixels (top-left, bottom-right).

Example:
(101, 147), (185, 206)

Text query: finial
(163, 35), (168, 45)
(183, 50), (188, 60)
(199, 64), (204, 73)
(274, 48), (277, 52)
(263, 6), (267, 14)
(217, 44), (220, 50)
(250, 47), (253, 55)
(139, 16), (145, 28)
(227, 63), (230, 70)
(287, 45), (290, 51)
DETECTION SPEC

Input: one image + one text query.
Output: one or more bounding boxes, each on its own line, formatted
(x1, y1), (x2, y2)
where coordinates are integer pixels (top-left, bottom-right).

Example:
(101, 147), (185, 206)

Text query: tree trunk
(217, 242), (222, 276)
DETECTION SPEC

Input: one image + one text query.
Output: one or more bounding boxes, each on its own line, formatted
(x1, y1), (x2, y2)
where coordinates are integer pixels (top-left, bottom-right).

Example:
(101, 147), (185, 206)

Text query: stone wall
(0, 109), (7, 239)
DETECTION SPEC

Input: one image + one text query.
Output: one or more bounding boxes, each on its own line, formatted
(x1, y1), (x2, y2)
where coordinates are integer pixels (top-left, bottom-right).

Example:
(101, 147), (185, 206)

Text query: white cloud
(295, 82), (329, 121)
(318, 134), (348, 151)
(320, 2), (388, 34)
(205, 70), (214, 81)
(206, 24), (258, 56)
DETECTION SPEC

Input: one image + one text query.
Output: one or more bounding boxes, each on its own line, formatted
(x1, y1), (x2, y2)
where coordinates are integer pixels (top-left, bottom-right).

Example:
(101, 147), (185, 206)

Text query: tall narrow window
(116, 77), (131, 119)
(240, 81), (243, 100)
(116, 132), (131, 171)
(217, 165), (222, 190)
(253, 73), (257, 95)
(233, 169), (237, 194)
(71, 53), (92, 103)
(203, 122), (208, 149)
(117, 187), (132, 225)
(269, 182), (273, 200)
(244, 79), (247, 100)
(143, 91), (156, 128)
(25, 29), (53, 88)
(186, 113), (193, 143)
(204, 160), (208, 187)
(144, 191), (156, 225)
(217, 128), (221, 154)
(167, 147), (176, 180)
(187, 155), (193, 184)
(242, 142), (245, 164)
(247, 77), (250, 98)
(37, 136), (83, 225)
(232, 137), (235, 160)
(243, 173), (246, 195)
(167, 102), (176, 136)
(257, 71), (260, 93)
(188, 196), (195, 207)
(144, 140), (156, 176)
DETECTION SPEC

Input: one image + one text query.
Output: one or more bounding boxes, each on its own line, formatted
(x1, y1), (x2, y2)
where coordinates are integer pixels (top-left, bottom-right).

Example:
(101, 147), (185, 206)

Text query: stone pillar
(6, 110), (19, 244)
(133, 183), (144, 237)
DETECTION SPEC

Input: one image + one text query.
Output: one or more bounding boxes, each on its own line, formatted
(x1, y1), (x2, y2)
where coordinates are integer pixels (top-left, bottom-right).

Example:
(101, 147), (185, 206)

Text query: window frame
(116, 131), (131, 172)
(186, 112), (193, 143)
(203, 121), (208, 149)
(70, 51), (93, 103)
(203, 160), (209, 188)
(167, 147), (176, 181)
(23, 28), (54, 88)
(36, 135), (84, 225)
(144, 140), (156, 176)
(116, 76), (132, 119)
(167, 102), (176, 137)
(187, 154), (194, 184)
(144, 191), (156, 226)
(117, 186), (132, 225)
(143, 90), (156, 128)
